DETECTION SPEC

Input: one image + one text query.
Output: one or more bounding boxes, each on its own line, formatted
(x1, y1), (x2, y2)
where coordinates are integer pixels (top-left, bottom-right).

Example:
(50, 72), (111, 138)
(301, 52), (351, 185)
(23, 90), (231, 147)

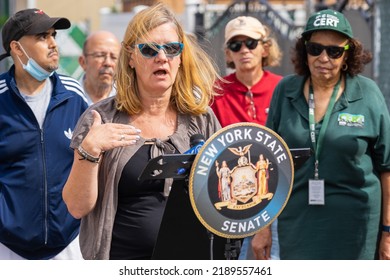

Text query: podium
(138, 148), (311, 260)
(139, 154), (240, 260)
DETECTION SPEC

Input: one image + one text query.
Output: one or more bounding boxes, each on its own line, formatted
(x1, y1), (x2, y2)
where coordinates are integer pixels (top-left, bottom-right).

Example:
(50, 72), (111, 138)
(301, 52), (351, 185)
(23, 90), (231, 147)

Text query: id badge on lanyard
(307, 78), (341, 205)
(309, 161), (325, 205)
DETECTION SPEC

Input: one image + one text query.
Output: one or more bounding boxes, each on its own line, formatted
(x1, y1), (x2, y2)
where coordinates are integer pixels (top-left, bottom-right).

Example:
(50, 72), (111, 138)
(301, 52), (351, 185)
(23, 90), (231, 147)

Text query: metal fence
(197, 0), (390, 109)
(375, 0), (390, 107)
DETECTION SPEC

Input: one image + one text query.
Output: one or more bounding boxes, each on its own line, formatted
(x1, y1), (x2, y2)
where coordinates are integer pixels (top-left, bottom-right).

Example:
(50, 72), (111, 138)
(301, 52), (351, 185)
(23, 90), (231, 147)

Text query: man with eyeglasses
(210, 16), (283, 260)
(78, 31), (120, 105)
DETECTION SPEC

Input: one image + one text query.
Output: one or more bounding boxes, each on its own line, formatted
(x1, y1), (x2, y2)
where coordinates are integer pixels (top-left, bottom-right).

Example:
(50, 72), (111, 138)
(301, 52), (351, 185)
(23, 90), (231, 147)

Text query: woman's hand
(379, 232), (390, 260)
(251, 226), (272, 260)
(80, 110), (141, 156)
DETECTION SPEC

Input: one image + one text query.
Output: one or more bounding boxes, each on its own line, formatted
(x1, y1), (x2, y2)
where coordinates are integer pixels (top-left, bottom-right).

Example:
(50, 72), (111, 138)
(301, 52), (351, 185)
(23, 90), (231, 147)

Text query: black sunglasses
(227, 39), (261, 52)
(136, 42), (184, 58)
(305, 41), (349, 59)
(245, 91), (257, 119)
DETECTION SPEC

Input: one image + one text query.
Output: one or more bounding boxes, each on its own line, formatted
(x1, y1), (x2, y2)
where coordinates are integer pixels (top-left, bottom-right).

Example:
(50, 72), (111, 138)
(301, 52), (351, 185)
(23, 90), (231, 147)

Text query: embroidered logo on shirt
(64, 128), (73, 139)
(338, 113), (365, 127)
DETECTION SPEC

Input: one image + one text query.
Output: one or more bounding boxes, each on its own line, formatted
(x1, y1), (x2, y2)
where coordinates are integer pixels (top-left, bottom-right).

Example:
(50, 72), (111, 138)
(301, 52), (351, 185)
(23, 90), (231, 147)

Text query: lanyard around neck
(308, 77), (341, 178)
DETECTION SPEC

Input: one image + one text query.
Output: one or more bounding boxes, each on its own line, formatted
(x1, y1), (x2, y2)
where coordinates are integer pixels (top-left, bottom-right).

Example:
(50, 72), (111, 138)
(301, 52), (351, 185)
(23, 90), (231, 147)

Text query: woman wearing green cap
(250, 9), (390, 260)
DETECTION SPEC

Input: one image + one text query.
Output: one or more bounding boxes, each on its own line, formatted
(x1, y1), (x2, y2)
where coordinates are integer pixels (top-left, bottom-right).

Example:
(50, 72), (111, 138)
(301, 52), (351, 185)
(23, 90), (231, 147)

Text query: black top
(110, 144), (168, 260)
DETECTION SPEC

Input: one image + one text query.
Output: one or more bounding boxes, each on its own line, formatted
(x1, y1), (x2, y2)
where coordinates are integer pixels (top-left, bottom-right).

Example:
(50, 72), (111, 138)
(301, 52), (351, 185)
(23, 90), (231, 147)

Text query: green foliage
(0, 15), (8, 27)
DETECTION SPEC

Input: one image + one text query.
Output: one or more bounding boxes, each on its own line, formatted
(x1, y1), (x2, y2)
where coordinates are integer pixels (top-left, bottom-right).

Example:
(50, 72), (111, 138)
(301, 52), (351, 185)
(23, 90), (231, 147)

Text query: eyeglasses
(245, 91), (257, 119)
(84, 52), (118, 62)
(227, 39), (261, 52)
(136, 42), (184, 58)
(305, 42), (349, 59)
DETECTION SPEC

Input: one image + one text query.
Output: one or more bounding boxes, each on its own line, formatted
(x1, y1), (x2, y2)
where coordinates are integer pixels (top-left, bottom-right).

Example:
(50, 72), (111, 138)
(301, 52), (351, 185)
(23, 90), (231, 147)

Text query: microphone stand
(207, 231), (215, 260)
(224, 238), (241, 260)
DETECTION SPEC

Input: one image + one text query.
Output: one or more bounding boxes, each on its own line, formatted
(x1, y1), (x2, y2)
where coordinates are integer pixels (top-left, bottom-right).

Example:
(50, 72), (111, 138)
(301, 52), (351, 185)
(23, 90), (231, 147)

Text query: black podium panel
(152, 181), (230, 260)
(144, 149), (311, 260)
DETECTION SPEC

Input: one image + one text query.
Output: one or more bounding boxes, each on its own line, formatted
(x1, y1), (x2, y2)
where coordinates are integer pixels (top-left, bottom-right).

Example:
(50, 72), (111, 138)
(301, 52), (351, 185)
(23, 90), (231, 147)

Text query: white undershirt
(20, 79), (52, 128)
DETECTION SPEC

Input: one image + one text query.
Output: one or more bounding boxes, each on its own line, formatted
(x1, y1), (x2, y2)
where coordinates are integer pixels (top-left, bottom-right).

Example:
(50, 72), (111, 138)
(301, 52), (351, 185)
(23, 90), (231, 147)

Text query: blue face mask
(17, 43), (54, 81)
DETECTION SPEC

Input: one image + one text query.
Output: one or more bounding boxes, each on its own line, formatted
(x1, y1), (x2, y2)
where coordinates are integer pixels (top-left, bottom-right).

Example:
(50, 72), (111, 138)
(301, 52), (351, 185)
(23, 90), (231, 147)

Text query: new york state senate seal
(188, 123), (294, 239)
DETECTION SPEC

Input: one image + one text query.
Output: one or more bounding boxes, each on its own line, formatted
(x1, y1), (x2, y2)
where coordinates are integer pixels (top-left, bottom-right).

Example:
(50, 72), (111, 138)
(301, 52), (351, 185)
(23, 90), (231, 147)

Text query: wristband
(77, 145), (101, 163)
(382, 225), (390, 233)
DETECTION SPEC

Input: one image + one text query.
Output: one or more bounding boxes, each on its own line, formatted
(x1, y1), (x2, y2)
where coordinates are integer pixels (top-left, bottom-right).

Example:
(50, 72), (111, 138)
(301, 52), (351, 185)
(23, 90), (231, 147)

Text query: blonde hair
(116, 2), (220, 115)
(226, 25), (282, 69)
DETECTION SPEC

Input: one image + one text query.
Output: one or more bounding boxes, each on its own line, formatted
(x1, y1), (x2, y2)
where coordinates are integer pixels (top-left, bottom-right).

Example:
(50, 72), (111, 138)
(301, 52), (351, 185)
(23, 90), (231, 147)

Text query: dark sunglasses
(227, 39), (261, 52)
(136, 42), (184, 58)
(305, 41), (349, 59)
(245, 91), (257, 119)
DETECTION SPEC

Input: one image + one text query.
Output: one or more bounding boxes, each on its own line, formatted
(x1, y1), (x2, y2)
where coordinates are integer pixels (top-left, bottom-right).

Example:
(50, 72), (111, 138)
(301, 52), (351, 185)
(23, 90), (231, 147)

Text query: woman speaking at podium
(62, 3), (221, 260)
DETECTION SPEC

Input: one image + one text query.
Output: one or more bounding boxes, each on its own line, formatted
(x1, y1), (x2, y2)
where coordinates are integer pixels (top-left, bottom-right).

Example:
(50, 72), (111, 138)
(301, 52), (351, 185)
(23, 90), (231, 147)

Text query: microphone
(177, 134), (205, 175)
(184, 134), (205, 154)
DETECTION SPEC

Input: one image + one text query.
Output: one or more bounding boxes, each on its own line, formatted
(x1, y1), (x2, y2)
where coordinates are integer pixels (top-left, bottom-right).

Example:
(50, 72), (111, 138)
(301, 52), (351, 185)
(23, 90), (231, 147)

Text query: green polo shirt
(267, 74), (390, 259)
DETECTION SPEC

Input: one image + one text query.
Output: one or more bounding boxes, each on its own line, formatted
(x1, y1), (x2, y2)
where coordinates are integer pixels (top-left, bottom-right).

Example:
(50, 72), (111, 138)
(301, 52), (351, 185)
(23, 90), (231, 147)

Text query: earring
(342, 63), (348, 71)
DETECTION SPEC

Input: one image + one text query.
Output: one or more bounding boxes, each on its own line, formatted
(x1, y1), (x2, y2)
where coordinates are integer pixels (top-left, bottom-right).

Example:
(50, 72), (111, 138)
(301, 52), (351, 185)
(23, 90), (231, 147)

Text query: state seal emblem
(188, 123), (293, 239)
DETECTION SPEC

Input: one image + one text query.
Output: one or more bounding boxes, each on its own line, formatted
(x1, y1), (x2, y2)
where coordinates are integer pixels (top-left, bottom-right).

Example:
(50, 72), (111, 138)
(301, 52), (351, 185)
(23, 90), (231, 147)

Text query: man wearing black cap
(0, 9), (88, 259)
